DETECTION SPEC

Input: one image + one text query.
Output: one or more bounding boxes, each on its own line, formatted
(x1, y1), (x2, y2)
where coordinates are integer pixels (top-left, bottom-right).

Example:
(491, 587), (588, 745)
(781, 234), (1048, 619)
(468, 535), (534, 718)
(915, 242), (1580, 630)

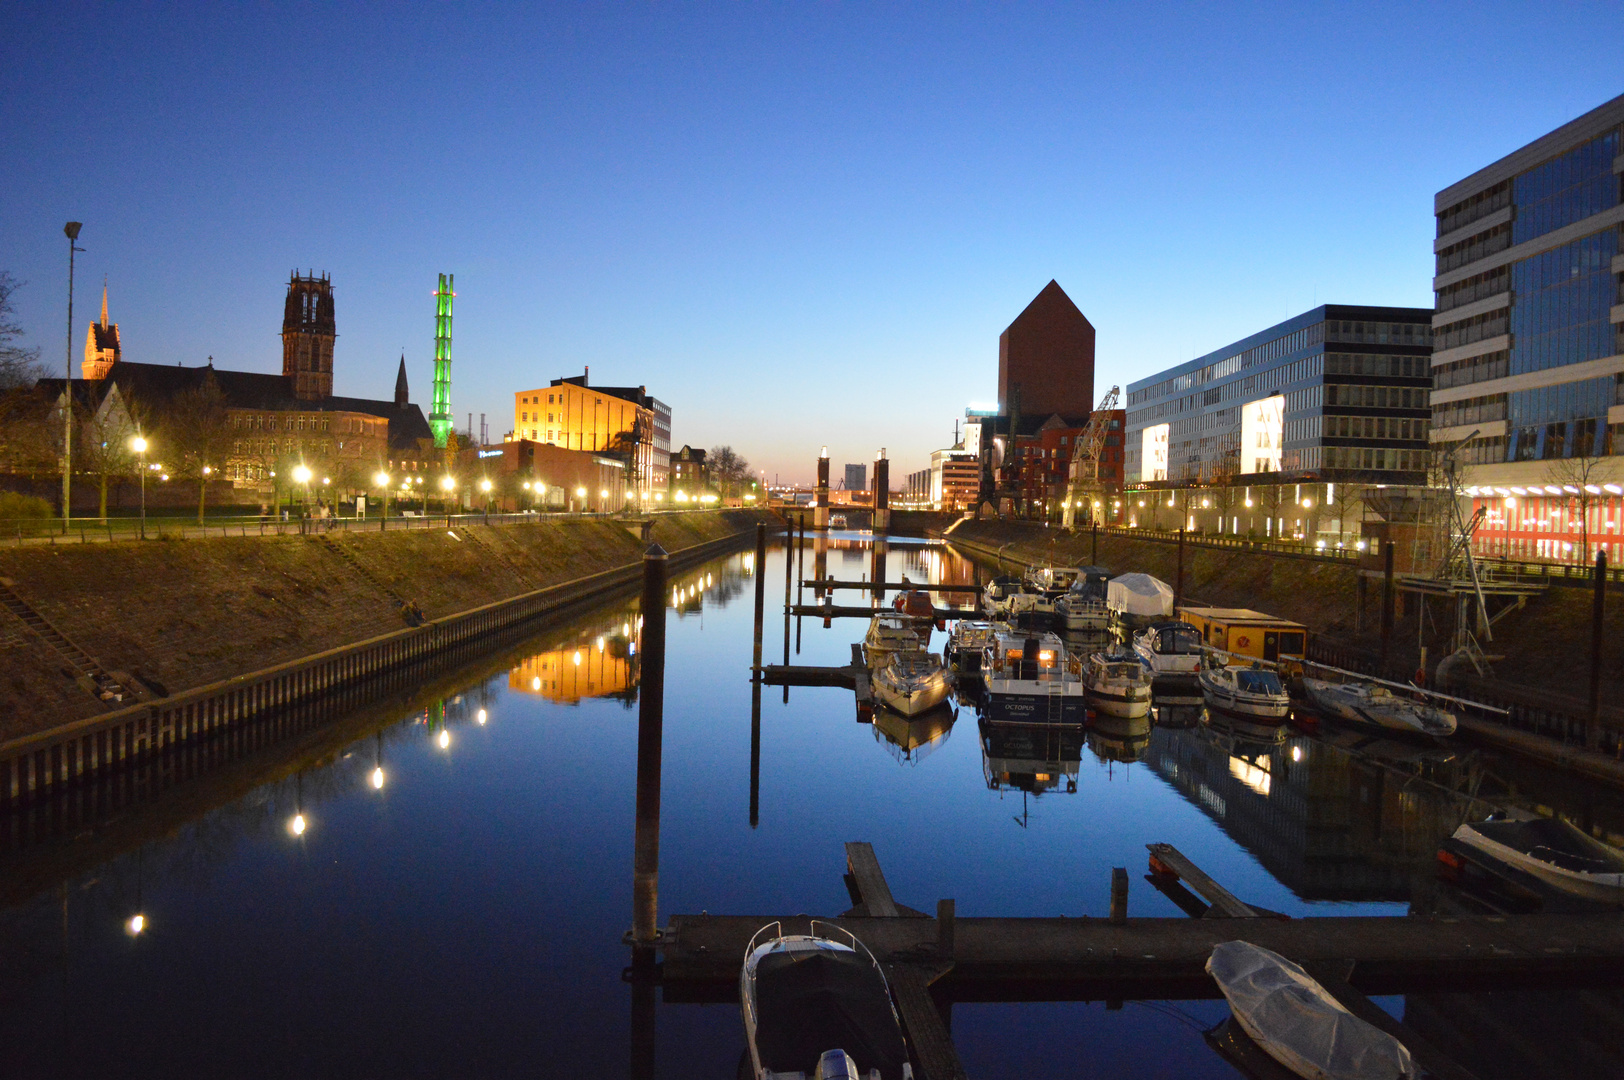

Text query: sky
(3, 3), (1622, 485)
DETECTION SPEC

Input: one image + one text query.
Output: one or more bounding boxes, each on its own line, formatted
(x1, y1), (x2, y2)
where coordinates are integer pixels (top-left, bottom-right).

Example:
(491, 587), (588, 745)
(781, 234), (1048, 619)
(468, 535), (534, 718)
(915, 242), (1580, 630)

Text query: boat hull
(872, 673), (951, 717)
(981, 688), (1089, 725)
(1086, 686), (1151, 719)
(1453, 822), (1624, 903)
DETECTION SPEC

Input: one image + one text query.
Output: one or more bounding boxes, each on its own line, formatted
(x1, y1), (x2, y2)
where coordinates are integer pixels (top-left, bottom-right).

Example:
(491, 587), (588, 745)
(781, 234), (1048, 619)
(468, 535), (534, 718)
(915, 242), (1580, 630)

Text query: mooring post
(750, 679), (762, 829)
(1380, 540), (1395, 674)
(1110, 867), (1129, 923)
(1174, 529), (1185, 611)
(937, 898), (955, 957)
(752, 523), (767, 676)
(631, 543), (668, 948)
(1590, 549), (1607, 750)
(1091, 522), (1098, 566)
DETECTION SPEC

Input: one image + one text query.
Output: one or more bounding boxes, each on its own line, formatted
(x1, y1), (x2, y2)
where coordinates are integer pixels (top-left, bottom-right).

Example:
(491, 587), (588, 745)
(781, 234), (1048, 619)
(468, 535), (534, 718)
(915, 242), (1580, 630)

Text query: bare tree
(78, 388), (145, 518)
(169, 373), (231, 524)
(1329, 481), (1363, 547)
(1546, 454), (1618, 564)
(1259, 483), (1286, 540)
(708, 445), (749, 498)
(0, 272), (42, 390)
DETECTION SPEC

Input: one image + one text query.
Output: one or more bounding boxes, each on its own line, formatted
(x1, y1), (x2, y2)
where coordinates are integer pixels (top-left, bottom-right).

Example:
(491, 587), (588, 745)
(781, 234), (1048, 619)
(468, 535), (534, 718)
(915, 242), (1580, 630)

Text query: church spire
(100, 279), (108, 328)
(395, 353), (409, 407)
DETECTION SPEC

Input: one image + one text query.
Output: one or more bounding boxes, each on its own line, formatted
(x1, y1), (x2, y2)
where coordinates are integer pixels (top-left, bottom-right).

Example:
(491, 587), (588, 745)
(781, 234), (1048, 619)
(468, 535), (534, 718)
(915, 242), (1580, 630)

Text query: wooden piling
(632, 543), (669, 946)
(751, 523), (766, 675)
(1590, 550), (1607, 750)
(1380, 541), (1395, 673)
(1091, 523), (1098, 567)
(1109, 868), (1128, 923)
(749, 679), (761, 829)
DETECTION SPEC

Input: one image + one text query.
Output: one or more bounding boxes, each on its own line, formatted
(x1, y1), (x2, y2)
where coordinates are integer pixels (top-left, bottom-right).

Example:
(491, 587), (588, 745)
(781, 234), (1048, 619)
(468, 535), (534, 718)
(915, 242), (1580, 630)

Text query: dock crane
(1061, 386), (1120, 529)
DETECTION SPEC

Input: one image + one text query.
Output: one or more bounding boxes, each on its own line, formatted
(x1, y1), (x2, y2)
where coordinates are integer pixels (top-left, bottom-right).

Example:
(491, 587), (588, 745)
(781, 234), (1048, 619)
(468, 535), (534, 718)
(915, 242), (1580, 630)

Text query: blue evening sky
(3, 3), (1620, 483)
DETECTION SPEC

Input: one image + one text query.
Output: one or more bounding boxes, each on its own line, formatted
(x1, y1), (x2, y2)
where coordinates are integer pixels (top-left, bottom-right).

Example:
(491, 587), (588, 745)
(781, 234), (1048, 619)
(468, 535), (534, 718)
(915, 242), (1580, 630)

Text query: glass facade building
(1124, 305), (1434, 490)
(1432, 94), (1624, 482)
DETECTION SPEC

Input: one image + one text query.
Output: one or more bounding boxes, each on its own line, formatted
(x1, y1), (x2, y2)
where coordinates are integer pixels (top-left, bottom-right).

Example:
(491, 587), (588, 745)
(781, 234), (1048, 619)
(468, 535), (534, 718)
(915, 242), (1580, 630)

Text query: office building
(1124, 305), (1433, 536)
(1432, 94), (1624, 563)
(843, 462), (866, 492)
(512, 370), (671, 492)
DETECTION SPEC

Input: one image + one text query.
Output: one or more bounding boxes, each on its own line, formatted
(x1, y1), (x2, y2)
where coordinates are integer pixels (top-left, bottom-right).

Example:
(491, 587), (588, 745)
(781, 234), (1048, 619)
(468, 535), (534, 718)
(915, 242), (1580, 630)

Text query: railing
(0, 528), (755, 812)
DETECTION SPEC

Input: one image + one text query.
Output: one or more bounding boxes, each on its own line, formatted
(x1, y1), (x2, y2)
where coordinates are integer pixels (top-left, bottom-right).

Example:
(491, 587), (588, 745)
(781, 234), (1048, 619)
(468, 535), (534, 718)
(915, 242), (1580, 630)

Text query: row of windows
(1284, 417), (1318, 445)
(1507, 375), (1617, 428)
(1511, 417), (1606, 462)
(1435, 264), (1510, 314)
(1324, 352), (1431, 378)
(231, 413), (348, 433)
(1434, 349), (1510, 391)
(1316, 446), (1429, 472)
(1456, 435), (1508, 466)
(1437, 222), (1511, 275)
(1324, 321), (1432, 347)
(1283, 385), (1322, 415)
(1323, 384), (1429, 410)
(1322, 415), (1429, 443)
(1509, 229), (1621, 376)
(1433, 393), (1507, 429)
(235, 438), (336, 458)
(1511, 130), (1620, 245)
(1435, 308), (1509, 352)
(1128, 325), (1328, 405)
(1437, 179), (1511, 239)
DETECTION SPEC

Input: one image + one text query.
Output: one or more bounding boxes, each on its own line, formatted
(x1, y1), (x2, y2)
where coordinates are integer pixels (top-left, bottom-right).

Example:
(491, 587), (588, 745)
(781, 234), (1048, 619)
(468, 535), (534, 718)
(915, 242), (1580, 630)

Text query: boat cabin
(1178, 606), (1308, 663)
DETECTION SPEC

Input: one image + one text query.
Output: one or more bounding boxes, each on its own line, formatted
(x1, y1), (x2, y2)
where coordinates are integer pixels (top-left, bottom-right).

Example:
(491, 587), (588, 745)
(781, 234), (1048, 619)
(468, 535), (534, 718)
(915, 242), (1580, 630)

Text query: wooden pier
(657, 842), (1624, 1080)
(802, 578), (984, 594)
(786, 603), (978, 621)
(758, 644), (871, 707)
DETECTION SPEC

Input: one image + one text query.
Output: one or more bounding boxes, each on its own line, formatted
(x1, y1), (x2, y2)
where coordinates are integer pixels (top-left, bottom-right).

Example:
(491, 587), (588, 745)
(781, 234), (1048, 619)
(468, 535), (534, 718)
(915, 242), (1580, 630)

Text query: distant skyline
(3, 4), (1621, 484)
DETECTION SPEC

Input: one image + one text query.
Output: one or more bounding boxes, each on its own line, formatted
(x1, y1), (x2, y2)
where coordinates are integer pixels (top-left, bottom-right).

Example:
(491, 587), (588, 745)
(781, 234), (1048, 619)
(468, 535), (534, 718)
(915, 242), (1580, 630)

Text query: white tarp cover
(1206, 941), (1414, 1080)
(1106, 573), (1174, 618)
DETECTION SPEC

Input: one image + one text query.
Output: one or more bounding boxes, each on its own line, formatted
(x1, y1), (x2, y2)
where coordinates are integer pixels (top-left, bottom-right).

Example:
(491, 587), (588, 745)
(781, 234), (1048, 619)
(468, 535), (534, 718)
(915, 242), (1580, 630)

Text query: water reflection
(1087, 714), (1152, 764)
(871, 702), (957, 765)
(980, 719), (1082, 797)
(508, 626), (640, 705)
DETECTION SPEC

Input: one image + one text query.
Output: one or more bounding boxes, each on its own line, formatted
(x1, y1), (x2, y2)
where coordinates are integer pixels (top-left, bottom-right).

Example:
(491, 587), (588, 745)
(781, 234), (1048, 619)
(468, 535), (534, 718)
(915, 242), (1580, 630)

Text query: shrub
(0, 491), (52, 519)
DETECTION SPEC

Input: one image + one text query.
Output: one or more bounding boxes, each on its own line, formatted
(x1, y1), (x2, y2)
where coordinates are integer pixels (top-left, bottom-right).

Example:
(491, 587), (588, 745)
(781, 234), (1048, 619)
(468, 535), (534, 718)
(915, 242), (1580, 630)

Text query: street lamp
(374, 471), (390, 529)
(62, 222), (84, 528)
(131, 434), (148, 539)
(439, 474), (456, 516)
(480, 477), (493, 517)
(576, 485), (587, 513)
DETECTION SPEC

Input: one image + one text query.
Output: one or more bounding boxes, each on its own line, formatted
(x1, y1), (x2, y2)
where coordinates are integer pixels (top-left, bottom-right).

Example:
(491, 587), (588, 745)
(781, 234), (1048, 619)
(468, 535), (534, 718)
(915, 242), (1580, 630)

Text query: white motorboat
(741, 921), (914, 1080)
(828, 513), (848, 529)
(1132, 621), (1204, 679)
(980, 575), (1026, 619)
(863, 615), (921, 670)
(1055, 567), (1112, 632)
(978, 628), (1087, 724)
(1302, 678), (1456, 739)
(943, 620), (998, 676)
(1005, 587), (1057, 629)
(1025, 564), (1079, 596)
(871, 651), (951, 717)
(1200, 661), (1291, 724)
(1451, 815), (1624, 904)
(1083, 649), (1152, 719)
(1206, 940), (1414, 1080)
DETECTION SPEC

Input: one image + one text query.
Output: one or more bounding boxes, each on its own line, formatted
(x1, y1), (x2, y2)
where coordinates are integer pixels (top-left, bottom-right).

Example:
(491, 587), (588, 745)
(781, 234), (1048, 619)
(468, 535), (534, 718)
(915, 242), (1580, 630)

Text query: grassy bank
(0, 509), (770, 740)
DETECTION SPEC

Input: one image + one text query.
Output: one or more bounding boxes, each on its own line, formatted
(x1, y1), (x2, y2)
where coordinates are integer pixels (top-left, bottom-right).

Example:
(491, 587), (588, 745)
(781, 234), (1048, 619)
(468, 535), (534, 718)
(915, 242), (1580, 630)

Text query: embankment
(0, 509), (771, 741)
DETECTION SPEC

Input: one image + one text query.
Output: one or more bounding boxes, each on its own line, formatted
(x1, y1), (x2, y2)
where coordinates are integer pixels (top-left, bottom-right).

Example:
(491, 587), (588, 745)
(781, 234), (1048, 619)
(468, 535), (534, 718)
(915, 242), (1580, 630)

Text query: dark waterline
(1, 534), (1621, 1079)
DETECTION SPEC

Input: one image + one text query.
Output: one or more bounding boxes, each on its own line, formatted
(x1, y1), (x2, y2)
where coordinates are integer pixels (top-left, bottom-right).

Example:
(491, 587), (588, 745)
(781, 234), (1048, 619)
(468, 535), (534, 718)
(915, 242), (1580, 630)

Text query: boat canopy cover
(1206, 941), (1414, 1080)
(1108, 573), (1174, 617)
(1464, 818), (1624, 876)
(753, 949), (909, 1075)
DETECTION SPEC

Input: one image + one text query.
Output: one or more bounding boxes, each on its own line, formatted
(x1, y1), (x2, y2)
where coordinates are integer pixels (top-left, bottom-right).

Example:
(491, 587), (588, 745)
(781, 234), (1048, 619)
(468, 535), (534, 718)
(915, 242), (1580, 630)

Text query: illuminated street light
(371, 767), (385, 789)
(131, 434), (150, 539)
(293, 465), (312, 484)
(437, 729), (451, 750)
(126, 913), (146, 936)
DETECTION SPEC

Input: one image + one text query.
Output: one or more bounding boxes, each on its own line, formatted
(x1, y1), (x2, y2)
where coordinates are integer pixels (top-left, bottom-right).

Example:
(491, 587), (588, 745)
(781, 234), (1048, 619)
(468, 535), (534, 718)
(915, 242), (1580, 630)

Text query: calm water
(2, 534), (1621, 1079)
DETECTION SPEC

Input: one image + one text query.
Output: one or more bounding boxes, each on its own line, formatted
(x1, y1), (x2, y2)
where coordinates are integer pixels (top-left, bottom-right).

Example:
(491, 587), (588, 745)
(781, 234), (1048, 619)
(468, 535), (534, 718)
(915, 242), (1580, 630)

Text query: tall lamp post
(439, 474), (456, 517)
(62, 222), (84, 527)
(480, 477), (493, 518)
(132, 435), (148, 539)
(374, 471), (390, 530)
(293, 464), (312, 529)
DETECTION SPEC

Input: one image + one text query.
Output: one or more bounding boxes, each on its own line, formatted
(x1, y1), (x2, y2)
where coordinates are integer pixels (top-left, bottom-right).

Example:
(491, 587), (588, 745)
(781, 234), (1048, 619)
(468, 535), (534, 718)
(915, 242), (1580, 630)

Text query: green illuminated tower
(429, 273), (454, 448)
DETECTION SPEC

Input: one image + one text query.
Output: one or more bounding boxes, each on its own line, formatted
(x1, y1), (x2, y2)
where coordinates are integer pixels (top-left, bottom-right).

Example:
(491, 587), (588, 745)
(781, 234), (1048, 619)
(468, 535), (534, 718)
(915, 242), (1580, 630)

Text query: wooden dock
(803, 578), (984, 594)
(758, 645), (871, 707)
(786, 603), (978, 621)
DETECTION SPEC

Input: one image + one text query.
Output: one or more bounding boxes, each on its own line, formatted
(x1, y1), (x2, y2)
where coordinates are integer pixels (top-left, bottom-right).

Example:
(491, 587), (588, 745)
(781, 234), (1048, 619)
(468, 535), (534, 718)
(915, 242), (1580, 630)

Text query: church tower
(281, 272), (336, 400)
(82, 282), (120, 380)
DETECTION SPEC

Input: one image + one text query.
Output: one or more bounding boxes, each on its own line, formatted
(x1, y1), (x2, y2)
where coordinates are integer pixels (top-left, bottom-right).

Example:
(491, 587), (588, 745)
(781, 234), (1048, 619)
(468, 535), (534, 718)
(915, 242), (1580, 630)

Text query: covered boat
(1451, 815), (1624, 904)
(1107, 573), (1174, 627)
(871, 651), (951, 717)
(1200, 662), (1291, 724)
(891, 586), (941, 630)
(1056, 566), (1112, 632)
(863, 615), (921, 670)
(978, 628), (1087, 725)
(1083, 649), (1152, 719)
(943, 620), (998, 676)
(1302, 679), (1456, 739)
(1206, 940), (1414, 1080)
(741, 921), (913, 1080)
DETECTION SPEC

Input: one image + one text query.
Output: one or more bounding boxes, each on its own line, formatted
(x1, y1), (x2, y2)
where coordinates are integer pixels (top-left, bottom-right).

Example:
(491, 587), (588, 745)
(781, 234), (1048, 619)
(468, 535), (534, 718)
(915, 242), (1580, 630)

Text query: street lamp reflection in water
(125, 913), (146, 936)
(437, 729), (450, 750)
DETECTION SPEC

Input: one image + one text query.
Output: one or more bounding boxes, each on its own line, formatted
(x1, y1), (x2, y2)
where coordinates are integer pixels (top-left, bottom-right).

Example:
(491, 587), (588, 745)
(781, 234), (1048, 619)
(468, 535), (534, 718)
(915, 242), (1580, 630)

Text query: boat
(828, 512), (848, 529)
(1301, 678), (1456, 739)
(981, 575), (1026, 619)
(1083, 649), (1152, 719)
(871, 651), (952, 717)
(871, 701), (956, 765)
(943, 620), (998, 676)
(741, 921), (914, 1080)
(863, 614), (921, 670)
(1132, 621), (1204, 680)
(891, 586), (942, 630)
(1055, 566), (1112, 631)
(1107, 572), (1174, 628)
(1025, 564), (1079, 596)
(1200, 661), (1291, 724)
(1005, 585), (1057, 629)
(977, 628), (1088, 724)
(1450, 815), (1624, 904)
(1206, 940), (1414, 1080)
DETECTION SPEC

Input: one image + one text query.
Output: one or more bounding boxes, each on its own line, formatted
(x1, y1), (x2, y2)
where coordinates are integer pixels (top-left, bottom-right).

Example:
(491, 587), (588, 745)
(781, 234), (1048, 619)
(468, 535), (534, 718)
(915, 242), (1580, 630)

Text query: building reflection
(980, 720), (1082, 796)
(509, 625), (639, 706)
(1143, 723), (1483, 902)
